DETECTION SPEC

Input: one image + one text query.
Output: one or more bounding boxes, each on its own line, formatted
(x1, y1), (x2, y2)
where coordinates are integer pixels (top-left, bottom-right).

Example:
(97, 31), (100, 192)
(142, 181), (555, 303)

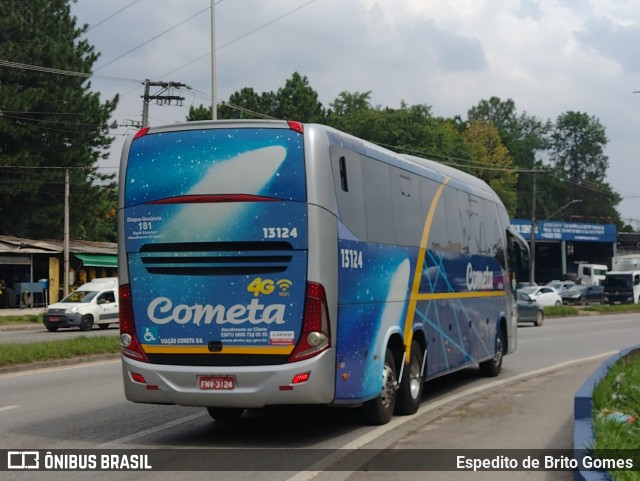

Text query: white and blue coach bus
(118, 120), (529, 425)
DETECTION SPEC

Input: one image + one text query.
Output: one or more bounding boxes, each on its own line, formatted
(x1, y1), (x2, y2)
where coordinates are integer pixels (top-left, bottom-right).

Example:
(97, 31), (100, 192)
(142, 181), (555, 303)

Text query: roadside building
(0, 236), (116, 308)
(510, 219), (617, 284)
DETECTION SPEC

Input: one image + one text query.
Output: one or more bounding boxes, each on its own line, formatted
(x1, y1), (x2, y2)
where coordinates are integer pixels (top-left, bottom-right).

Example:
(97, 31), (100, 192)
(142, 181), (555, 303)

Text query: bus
(117, 120), (529, 425)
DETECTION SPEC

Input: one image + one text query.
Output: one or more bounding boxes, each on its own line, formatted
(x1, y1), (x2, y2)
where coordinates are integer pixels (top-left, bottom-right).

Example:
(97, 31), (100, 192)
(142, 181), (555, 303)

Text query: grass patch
(0, 314), (43, 325)
(583, 304), (640, 314)
(544, 305), (580, 317)
(592, 351), (640, 481)
(0, 336), (120, 368)
(544, 303), (640, 318)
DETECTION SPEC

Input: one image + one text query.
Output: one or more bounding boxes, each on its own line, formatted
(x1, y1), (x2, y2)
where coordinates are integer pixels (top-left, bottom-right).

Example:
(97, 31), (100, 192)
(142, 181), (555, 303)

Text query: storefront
(510, 220), (617, 284)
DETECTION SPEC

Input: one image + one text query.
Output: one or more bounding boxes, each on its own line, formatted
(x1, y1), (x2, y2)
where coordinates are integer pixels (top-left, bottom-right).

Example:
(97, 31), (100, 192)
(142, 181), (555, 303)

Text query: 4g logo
(247, 278), (293, 297)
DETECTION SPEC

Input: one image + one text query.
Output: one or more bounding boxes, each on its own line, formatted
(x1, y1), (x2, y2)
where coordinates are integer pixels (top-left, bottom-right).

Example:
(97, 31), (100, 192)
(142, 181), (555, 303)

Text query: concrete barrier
(573, 345), (640, 481)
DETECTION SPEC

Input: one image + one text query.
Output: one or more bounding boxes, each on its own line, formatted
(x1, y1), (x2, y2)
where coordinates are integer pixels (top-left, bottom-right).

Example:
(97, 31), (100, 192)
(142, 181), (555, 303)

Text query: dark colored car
(517, 291), (544, 326)
(561, 285), (604, 306)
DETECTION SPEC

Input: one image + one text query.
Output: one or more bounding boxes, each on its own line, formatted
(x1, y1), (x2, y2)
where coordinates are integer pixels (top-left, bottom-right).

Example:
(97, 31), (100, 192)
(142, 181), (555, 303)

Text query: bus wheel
(395, 340), (424, 415)
(361, 348), (397, 425)
(479, 326), (505, 377)
(207, 407), (244, 422)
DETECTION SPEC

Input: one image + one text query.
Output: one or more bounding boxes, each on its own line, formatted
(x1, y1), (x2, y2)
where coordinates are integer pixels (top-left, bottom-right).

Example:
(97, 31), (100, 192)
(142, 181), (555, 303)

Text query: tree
(549, 111), (620, 224)
(468, 97), (550, 219)
(188, 73), (322, 122)
(551, 111), (609, 183)
(274, 72), (324, 122)
(463, 121), (518, 215)
(0, 0), (118, 241)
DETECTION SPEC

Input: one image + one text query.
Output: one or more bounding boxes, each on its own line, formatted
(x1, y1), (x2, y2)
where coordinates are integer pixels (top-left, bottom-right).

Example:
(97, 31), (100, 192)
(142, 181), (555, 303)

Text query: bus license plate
(198, 375), (235, 390)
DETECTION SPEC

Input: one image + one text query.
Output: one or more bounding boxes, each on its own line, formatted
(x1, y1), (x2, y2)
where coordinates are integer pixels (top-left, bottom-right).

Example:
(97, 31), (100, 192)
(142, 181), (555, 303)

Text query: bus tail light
(119, 284), (149, 363)
(288, 282), (331, 362)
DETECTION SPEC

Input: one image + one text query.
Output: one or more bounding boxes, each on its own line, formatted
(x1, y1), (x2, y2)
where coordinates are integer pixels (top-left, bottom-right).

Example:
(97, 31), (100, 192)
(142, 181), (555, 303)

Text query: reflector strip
(147, 194), (277, 204)
(142, 345), (295, 355)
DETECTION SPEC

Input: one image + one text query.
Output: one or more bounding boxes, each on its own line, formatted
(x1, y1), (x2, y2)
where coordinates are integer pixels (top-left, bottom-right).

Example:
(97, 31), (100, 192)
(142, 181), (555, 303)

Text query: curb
(573, 345), (640, 481)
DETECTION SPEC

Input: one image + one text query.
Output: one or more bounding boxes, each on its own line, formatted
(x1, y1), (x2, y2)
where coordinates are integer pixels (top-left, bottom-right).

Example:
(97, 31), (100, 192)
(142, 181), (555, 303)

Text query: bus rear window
(125, 128), (305, 206)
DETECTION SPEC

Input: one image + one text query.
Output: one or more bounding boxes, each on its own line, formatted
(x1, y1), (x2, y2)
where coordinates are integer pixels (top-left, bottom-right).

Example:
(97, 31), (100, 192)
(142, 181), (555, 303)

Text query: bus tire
(361, 348), (397, 425)
(395, 340), (424, 415)
(479, 325), (505, 377)
(207, 407), (244, 422)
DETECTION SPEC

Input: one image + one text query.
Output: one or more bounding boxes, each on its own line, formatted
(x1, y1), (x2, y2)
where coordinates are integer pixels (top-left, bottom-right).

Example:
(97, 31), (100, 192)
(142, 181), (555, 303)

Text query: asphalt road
(0, 312), (638, 481)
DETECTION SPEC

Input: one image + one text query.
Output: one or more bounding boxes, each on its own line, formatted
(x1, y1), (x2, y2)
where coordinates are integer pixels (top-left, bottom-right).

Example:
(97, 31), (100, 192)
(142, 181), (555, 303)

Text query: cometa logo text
(147, 297), (286, 325)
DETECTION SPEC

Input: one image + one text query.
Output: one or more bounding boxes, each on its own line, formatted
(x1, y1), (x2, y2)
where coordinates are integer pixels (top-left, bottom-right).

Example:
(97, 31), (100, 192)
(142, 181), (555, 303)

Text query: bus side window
(362, 157), (394, 244)
(391, 168), (421, 247)
(330, 147), (366, 240)
(420, 177), (447, 251)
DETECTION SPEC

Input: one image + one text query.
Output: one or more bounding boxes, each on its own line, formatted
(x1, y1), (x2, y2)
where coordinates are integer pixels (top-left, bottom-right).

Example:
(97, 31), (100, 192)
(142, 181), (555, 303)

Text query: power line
(94, 6), (211, 72)
(136, 0), (317, 90)
(86, 0), (142, 32)
(0, 59), (140, 83)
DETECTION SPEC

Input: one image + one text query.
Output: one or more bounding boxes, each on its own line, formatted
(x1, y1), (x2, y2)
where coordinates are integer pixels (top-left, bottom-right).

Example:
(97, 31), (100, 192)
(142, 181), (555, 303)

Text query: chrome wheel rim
(380, 363), (396, 408)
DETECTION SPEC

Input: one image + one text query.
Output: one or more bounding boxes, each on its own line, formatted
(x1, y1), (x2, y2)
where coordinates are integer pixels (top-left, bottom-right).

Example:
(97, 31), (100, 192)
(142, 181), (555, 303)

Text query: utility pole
(64, 169), (70, 297)
(529, 170), (537, 285)
(141, 80), (187, 127)
(211, 0), (217, 120)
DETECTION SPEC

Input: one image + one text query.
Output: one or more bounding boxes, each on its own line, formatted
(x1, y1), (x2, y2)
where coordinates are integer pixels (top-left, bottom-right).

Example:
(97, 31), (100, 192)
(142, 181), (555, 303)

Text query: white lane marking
(101, 412), (207, 447)
(285, 351), (618, 481)
(0, 405), (19, 412)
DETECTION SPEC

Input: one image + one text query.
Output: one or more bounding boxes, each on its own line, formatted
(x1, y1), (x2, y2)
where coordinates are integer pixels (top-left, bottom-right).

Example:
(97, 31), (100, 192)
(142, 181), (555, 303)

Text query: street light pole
(211, 0), (217, 120)
(530, 171), (537, 284)
(544, 199), (583, 221)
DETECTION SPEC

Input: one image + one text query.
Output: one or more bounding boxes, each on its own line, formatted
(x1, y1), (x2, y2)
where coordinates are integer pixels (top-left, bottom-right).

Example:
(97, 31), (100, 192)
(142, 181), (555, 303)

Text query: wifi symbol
(276, 279), (293, 292)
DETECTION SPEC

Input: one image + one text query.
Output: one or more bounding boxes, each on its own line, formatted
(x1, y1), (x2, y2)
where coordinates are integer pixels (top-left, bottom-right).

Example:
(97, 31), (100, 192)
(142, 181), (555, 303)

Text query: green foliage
(0, 0), (118, 241)
(468, 96), (551, 219)
(592, 352), (640, 480)
(0, 314), (42, 325)
(549, 111), (621, 225)
(186, 75), (624, 225)
(462, 121), (518, 215)
(0, 336), (120, 367)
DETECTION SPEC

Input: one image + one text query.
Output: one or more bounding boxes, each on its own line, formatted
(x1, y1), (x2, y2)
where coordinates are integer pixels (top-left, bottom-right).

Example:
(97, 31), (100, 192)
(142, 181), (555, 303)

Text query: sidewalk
(333, 359), (604, 481)
(0, 307), (45, 317)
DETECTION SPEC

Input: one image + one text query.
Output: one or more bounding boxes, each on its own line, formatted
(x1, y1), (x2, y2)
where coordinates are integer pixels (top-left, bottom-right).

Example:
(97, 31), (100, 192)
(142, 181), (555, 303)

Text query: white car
(43, 277), (119, 332)
(518, 286), (562, 307)
(546, 280), (575, 292)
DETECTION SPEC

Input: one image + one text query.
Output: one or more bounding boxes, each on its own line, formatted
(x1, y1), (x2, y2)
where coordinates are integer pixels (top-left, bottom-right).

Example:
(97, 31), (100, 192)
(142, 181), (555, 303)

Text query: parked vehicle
(43, 277), (119, 332)
(611, 255), (640, 272)
(517, 292), (544, 326)
(546, 280), (575, 292)
(576, 264), (608, 286)
(518, 286), (563, 307)
(603, 271), (640, 305)
(561, 285), (604, 306)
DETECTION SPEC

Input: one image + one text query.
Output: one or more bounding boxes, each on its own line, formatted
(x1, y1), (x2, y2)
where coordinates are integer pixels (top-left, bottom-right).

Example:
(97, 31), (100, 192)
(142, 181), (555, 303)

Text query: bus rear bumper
(121, 349), (336, 408)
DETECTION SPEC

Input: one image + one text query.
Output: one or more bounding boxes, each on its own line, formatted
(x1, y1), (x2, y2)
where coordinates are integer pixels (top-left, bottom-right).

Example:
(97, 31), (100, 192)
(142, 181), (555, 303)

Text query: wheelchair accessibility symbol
(143, 327), (158, 342)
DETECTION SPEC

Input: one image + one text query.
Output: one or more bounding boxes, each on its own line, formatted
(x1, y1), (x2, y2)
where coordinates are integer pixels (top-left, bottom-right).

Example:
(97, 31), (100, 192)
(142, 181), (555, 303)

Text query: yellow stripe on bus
(142, 345), (295, 355)
(413, 290), (506, 301)
(402, 177), (451, 361)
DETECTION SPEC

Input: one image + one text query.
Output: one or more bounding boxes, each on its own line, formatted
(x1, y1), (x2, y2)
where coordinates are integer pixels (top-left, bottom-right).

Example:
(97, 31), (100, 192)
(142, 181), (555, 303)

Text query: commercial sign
(510, 220), (616, 243)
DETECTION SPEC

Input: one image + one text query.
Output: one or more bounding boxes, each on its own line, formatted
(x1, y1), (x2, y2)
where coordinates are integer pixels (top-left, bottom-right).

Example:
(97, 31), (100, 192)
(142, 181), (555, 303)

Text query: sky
(70, 0), (640, 226)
